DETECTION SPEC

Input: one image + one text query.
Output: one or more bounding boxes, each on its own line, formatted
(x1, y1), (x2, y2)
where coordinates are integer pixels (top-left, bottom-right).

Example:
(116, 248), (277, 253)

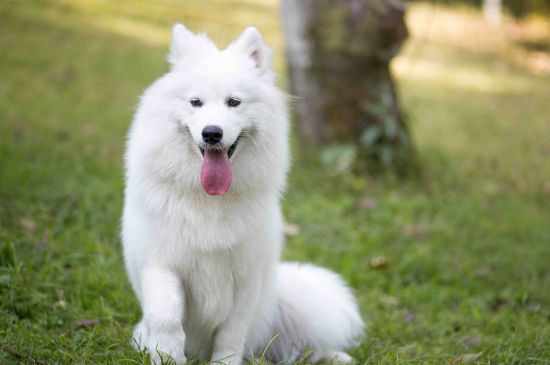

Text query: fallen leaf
(369, 256), (390, 269)
(490, 298), (507, 312)
(475, 267), (490, 278)
(283, 222), (300, 237)
(459, 335), (482, 349)
(381, 295), (400, 306)
(356, 196), (377, 211)
(403, 224), (427, 240)
(76, 319), (99, 328)
(452, 353), (482, 364)
(401, 308), (416, 323)
(19, 218), (36, 232)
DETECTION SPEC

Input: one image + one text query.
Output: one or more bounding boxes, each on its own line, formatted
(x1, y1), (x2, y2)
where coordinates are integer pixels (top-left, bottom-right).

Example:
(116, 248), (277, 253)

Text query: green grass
(1, 1), (550, 364)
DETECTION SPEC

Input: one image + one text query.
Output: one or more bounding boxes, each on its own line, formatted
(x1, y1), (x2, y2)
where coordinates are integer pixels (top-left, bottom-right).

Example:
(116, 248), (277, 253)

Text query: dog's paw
(133, 320), (187, 365)
(310, 351), (355, 365)
(320, 351), (354, 365)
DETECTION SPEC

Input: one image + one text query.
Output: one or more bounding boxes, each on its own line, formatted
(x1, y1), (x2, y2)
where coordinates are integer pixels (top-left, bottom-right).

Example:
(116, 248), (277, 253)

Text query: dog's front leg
(210, 277), (261, 365)
(133, 266), (187, 365)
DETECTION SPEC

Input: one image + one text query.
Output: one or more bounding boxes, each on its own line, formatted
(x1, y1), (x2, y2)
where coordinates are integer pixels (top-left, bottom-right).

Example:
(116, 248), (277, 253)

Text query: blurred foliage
(407, 0), (550, 17)
(320, 144), (358, 174)
(358, 83), (414, 171)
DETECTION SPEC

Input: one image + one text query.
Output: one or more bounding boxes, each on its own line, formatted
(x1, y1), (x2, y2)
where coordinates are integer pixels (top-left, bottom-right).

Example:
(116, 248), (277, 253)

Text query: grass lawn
(1, 1), (549, 364)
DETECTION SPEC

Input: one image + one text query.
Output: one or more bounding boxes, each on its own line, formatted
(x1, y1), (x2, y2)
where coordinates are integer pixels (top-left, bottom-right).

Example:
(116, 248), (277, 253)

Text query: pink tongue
(200, 149), (232, 195)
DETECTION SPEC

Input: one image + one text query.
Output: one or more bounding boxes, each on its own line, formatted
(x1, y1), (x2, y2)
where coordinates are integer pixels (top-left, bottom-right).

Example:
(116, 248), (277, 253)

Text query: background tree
(483, 0), (502, 24)
(282, 0), (412, 170)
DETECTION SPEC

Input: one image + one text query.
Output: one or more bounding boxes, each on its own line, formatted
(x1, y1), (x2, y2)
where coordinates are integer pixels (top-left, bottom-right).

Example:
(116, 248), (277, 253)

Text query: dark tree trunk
(282, 0), (412, 168)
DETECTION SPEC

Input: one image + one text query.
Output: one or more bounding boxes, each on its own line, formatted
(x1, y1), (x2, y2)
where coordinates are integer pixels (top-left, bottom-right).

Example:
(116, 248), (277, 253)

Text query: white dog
(122, 24), (364, 365)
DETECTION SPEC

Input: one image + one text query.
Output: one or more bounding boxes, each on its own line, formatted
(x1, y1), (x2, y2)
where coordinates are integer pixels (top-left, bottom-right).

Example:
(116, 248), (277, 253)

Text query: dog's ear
(168, 24), (195, 66)
(231, 27), (271, 73)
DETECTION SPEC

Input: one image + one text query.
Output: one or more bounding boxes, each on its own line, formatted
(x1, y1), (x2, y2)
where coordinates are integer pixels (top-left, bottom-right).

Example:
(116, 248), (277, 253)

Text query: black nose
(202, 125), (223, 145)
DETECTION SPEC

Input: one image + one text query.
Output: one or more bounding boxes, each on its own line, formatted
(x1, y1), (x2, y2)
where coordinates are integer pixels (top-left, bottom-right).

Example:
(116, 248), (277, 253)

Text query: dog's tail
(266, 262), (365, 363)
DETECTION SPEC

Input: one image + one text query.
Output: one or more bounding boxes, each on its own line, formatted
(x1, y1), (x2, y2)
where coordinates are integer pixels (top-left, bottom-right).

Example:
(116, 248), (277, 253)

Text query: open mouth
(199, 134), (242, 159)
(198, 133), (243, 196)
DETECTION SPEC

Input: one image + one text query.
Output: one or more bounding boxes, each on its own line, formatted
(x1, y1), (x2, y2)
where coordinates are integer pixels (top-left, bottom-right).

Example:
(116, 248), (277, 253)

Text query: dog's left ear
(231, 27), (271, 73)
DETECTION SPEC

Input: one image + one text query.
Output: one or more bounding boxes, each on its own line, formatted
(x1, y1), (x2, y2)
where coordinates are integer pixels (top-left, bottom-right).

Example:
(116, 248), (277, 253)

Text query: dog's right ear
(168, 24), (195, 67)
(230, 26), (271, 73)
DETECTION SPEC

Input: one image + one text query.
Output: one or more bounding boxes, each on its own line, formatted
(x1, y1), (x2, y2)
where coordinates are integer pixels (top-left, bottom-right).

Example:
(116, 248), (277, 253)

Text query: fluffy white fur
(122, 24), (364, 365)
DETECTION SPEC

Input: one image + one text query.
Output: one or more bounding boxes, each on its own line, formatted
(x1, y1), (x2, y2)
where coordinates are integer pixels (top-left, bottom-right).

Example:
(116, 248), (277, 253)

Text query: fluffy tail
(266, 262), (365, 363)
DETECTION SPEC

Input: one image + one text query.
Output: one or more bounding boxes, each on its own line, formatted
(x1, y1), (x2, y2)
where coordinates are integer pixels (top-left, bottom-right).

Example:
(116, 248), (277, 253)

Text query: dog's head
(134, 25), (288, 197)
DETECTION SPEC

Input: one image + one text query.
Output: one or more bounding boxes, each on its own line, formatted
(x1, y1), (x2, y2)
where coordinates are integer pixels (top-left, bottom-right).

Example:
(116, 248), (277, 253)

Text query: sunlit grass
(393, 3), (550, 197)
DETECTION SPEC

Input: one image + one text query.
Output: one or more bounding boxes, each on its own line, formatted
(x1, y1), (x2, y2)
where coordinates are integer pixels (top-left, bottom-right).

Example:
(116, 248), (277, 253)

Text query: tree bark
(281, 0), (329, 145)
(282, 0), (412, 167)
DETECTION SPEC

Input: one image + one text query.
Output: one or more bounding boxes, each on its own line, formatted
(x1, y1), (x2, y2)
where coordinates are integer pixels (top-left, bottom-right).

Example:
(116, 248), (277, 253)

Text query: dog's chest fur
(172, 236), (275, 359)
(183, 250), (238, 322)
(178, 250), (239, 357)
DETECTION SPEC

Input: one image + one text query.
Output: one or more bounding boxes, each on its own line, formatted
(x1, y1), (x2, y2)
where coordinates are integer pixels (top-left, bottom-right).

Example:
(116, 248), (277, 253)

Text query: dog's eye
(226, 97), (241, 108)
(190, 98), (203, 108)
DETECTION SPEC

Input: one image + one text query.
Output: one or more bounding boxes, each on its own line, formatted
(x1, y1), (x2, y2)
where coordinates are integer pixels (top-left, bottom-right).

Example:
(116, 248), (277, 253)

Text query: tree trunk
(282, 0), (412, 168)
(281, 0), (329, 145)
(483, 0), (502, 25)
